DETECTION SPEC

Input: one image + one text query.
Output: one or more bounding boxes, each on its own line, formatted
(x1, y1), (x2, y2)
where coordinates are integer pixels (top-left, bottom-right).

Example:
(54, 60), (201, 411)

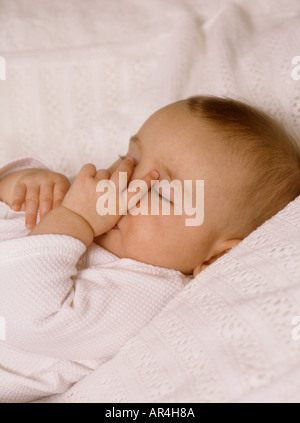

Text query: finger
(78, 163), (97, 178)
(95, 169), (110, 181)
(11, 182), (27, 211)
(110, 157), (135, 191)
(121, 169), (159, 214)
(53, 181), (70, 209)
(107, 158), (123, 175)
(24, 185), (40, 229)
(128, 169), (159, 202)
(39, 183), (54, 219)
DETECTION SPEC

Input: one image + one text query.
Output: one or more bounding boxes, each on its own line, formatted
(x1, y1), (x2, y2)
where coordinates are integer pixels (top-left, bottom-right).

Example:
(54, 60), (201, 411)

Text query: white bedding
(0, 157), (187, 403)
(1, 0), (300, 174)
(0, 0), (300, 403)
(39, 194), (300, 403)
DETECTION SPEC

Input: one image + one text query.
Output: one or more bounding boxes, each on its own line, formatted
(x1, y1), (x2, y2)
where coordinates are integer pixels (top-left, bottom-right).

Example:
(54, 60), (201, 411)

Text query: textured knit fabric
(0, 158), (187, 403)
(1, 0), (300, 403)
(0, 0), (299, 179)
(38, 194), (300, 403)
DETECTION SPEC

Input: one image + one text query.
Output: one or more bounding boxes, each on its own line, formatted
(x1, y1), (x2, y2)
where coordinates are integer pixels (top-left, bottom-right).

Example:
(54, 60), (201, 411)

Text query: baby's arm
(0, 220), (183, 362)
(0, 158), (170, 365)
(28, 158), (159, 245)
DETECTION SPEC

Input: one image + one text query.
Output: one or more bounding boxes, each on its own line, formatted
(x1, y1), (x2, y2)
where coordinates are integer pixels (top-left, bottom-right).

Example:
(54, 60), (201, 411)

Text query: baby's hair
(185, 95), (300, 237)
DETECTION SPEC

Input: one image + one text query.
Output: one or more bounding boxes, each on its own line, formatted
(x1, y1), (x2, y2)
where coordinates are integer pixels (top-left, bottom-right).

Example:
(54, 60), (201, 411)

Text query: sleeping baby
(0, 95), (299, 402)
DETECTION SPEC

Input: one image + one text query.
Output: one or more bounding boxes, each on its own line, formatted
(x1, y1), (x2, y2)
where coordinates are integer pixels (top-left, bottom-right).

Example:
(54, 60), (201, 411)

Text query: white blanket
(39, 195), (300, 403)
(0, 158), (186, 403)
(0, 0), (300, 403)
(0, 0), (300, 174)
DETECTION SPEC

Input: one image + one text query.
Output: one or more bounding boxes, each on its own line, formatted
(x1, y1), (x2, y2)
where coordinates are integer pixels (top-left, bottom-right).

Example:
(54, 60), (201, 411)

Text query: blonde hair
(186, 95), (300, 237)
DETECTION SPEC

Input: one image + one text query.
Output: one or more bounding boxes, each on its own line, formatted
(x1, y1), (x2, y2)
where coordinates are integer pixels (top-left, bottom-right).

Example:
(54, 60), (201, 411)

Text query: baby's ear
(193, 239), (242, 278)
(192, 254), (224, 277)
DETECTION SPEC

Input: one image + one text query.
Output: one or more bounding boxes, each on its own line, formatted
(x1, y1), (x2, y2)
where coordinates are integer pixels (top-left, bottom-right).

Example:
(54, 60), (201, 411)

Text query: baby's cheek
(134, 194), (150, 216)
(127, 192), (155, 216)
(124, 213), (153, 241)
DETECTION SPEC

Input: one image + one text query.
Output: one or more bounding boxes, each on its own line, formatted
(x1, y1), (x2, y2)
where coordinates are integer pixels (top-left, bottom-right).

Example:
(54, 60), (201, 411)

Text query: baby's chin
(94, 231), (123, 258)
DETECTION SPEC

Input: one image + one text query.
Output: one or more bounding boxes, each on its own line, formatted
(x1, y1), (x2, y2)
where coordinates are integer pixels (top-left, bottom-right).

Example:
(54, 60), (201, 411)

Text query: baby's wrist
(59, 204), (95, 238)
(28, 205), (95, 247)
(57, 205), (95, 245)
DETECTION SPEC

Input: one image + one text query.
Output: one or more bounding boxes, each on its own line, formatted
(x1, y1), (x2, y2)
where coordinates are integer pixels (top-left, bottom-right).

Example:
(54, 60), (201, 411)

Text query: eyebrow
(130, 135), (141, 144)
(129, 135), (178, 182)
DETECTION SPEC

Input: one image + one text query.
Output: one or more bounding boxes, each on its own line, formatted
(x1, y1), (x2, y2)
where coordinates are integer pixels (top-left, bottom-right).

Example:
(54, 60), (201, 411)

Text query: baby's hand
(2, 168), (71, 229)
(61, 158), (159, 238)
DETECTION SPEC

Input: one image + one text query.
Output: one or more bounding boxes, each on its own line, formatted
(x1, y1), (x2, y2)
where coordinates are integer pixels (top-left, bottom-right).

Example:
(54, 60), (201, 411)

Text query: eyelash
(118, 153), (171, 203)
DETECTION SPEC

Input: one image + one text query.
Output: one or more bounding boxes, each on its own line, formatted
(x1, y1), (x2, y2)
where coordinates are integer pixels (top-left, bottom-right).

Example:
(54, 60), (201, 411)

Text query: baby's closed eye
(152, 185), (172, 203)
(118, 154), (172, 203)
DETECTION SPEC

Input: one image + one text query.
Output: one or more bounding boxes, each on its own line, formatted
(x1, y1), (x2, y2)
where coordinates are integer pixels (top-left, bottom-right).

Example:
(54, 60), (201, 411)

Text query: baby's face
(96, 101), (237, 275)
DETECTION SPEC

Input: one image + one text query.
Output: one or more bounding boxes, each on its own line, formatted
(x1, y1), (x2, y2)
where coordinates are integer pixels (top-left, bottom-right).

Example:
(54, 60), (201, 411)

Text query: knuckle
(40, 195), (53, 203)
(54, 173), (70, 185)
(55, 186), (68, 197)
(40, 171), (51, 179)
(25, 197), (38, 205)
(37, 170), (69, 184)
(41, 172), (58, 184)
(98, 169), (110, 178)
(53, 200), (62, 209)
(53, 197), (63, 204)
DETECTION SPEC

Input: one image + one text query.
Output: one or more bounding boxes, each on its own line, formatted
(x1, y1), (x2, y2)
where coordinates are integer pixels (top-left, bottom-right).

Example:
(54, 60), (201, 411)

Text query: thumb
(78, 163), (97, 178)
(119, 169), (159, 215)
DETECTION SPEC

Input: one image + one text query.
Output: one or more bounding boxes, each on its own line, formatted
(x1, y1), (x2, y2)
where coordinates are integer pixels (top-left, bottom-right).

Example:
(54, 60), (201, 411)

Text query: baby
(4, 95), (300, 275)
(0, 95), (299, 402)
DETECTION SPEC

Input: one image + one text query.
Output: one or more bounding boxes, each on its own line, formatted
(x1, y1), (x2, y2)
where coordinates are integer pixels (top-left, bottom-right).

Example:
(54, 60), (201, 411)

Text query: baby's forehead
(136, 103), (233, 176)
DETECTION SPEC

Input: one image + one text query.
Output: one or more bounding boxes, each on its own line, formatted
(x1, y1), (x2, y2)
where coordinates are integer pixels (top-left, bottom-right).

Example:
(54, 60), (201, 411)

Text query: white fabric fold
(38, 194), (300, 403)
(0, 157), (186, 403)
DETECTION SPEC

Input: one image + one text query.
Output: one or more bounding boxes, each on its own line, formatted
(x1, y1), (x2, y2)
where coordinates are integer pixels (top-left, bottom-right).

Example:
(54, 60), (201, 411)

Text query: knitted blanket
(0, 0), (300, 403)
(0, 157), (187, 403)
(39, 195), (300, 403)
(0, 0), (299, 175)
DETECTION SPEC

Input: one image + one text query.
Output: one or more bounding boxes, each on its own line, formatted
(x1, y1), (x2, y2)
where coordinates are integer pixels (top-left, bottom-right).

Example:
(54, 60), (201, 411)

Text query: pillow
(2, 0), (300, 403)
(38, 194), (300, 403)
(1, 0), (300, 176)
